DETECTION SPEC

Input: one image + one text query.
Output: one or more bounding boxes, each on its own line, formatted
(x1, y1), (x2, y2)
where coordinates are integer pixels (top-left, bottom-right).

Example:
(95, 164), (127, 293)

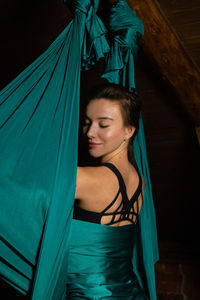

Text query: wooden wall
(1, 0), (199, 250)
(158, 0), (200, 67)
(135, 52), (200, 244)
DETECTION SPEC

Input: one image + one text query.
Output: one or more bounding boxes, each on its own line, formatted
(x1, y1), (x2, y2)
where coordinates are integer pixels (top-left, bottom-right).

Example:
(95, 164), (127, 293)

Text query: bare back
(74, 162), (145, 226)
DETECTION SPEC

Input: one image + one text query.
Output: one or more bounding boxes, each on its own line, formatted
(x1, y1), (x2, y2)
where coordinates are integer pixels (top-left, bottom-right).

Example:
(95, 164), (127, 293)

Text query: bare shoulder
(127, 164), (145, 195)
(75, 165), (112, 200)
(77, 165), (107, 181)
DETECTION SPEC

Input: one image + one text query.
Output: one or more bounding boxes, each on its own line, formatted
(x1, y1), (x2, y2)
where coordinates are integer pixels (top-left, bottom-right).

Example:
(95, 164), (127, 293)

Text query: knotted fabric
(102, 0), (144, 91)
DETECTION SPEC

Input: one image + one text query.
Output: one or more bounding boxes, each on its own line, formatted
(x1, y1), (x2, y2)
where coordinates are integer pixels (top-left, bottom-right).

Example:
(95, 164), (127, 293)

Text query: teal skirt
(66, 219), (148, 299)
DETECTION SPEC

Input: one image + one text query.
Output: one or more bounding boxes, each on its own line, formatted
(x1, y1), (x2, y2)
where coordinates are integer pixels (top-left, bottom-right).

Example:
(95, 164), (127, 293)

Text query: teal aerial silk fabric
(0, 0), (158, 299)
(0, 0), (109, 299)
(102, 1), (159, 299)
(67, 219), (148, 299)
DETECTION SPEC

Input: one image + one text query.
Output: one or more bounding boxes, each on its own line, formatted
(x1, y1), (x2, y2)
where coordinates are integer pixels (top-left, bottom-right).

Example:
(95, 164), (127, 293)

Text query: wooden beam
(125, 0), (200, 127)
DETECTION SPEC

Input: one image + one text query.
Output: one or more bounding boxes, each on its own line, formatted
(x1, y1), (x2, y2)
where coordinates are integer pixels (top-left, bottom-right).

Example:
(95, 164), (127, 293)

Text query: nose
(87, 123), (97, 139)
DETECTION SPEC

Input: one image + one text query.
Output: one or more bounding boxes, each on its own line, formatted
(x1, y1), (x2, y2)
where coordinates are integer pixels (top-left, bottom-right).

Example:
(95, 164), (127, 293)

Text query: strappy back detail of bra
(73, 163), (144, 226)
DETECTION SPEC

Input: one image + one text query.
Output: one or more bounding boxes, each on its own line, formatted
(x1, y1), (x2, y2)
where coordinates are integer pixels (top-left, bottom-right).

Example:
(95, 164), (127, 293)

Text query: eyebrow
(85, 116), (113, 121)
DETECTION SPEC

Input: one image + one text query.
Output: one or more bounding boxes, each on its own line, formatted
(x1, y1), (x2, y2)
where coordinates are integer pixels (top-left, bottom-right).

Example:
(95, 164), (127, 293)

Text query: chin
(89, 152), (101, 158)
(88, 149), (103, 158)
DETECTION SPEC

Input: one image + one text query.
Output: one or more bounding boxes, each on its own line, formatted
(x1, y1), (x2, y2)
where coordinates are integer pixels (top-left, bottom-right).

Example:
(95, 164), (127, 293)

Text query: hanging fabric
(0, 0), (109, 299)
(102, 1), (159, 299)
(1, 0), (158, 299)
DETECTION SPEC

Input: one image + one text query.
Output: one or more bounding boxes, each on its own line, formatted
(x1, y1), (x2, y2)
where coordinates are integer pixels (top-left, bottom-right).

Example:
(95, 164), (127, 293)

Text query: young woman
(66, 83), (148, 299)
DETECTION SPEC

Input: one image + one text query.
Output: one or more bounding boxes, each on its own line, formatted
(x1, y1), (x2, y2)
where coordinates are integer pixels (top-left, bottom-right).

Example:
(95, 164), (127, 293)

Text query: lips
(88, 142), (102, 148)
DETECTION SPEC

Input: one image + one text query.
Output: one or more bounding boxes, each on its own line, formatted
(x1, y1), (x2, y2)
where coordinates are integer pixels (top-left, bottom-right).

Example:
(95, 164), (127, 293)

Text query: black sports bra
(73, 162), (143, 226)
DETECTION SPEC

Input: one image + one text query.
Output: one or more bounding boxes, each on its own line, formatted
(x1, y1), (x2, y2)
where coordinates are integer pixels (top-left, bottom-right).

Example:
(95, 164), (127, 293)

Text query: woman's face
(83, 98), (132, 158)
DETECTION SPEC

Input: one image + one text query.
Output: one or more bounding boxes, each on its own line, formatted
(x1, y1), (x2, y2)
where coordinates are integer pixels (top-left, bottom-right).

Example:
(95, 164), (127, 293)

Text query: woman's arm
(75, 167), (100, 200)
(75, 167), (86, 199)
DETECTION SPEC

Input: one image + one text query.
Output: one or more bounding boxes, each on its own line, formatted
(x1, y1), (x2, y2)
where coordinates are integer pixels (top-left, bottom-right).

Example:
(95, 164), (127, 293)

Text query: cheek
(101, 127), (123, 141)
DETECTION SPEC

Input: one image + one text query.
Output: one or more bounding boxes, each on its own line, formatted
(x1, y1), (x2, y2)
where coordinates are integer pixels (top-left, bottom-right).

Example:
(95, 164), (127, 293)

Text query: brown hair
(87, 83), (141, 166)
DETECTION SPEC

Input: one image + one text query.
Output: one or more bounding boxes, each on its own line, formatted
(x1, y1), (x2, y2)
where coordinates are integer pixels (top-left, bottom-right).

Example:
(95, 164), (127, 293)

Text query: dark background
(1, 0), (200, 298)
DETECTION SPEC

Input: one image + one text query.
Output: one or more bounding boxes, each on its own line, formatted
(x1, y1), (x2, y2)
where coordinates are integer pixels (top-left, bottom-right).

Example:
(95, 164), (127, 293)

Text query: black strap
(101, 162), (142, 202)
(73, 163), (143, 226)
(101, 163), (127, 193)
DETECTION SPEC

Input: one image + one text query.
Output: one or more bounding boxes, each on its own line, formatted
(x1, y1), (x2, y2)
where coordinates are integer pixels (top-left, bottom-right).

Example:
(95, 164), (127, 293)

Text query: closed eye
(99, 124), (109, 128)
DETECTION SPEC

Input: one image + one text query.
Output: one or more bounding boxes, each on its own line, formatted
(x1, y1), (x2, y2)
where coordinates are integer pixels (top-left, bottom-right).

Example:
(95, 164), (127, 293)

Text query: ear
(124, 126), (136, 140)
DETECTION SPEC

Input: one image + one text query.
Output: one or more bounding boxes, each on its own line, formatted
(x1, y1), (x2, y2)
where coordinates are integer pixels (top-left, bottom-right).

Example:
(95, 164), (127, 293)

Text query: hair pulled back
(87, 83), (141, 166)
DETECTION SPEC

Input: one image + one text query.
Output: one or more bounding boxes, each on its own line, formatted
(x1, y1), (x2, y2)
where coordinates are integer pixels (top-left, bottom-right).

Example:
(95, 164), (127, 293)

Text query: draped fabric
(0, 1), (109, 299)
(0, 0), (158, 299)
(102, 1), (159, 299)
(67, 219), (148, 299)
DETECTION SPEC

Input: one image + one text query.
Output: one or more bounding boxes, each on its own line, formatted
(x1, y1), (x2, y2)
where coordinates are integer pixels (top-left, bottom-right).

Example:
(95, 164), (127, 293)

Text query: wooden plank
(125, 0), (200, 127)
(168, 9), (200, 25)
(173, 22), (200, 40)
(157, 0), (200, 14)
(156, 2), (200, 67)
